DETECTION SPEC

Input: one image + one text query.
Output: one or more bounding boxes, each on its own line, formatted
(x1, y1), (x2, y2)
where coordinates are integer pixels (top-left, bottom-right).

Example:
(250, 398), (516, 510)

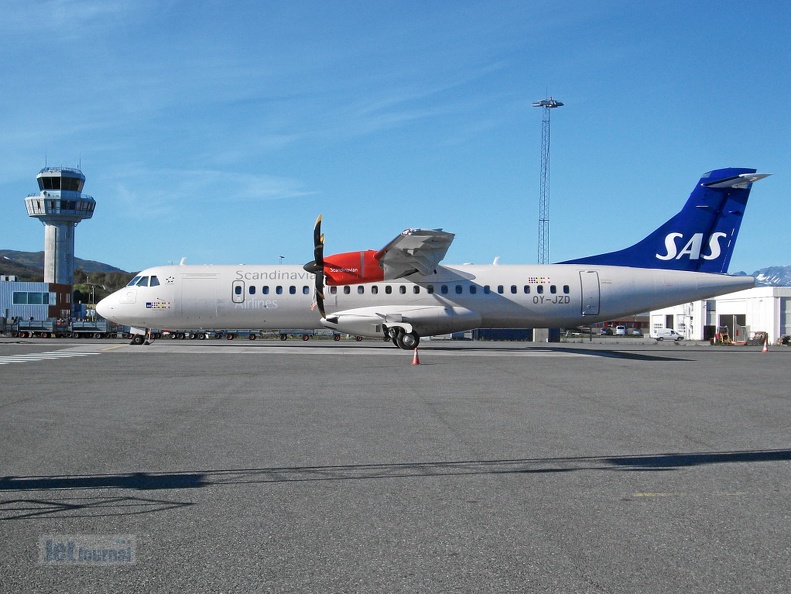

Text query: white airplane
(97, 167), (769, 349)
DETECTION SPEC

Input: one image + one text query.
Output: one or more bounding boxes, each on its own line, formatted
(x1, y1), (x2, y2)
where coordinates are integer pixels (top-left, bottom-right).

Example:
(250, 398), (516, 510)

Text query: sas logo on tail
(656, 232), (727, 261)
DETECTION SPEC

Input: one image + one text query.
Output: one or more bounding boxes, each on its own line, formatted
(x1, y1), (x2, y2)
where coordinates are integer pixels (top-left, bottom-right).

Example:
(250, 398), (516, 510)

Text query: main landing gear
(385, 326), (420, 350)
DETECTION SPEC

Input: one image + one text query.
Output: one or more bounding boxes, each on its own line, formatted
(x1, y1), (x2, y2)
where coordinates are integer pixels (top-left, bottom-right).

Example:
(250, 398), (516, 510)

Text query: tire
(248, 334), (256, 340)
(302, 334), (310, 341)
(131, 334), (145, 345)
(280, 334), (288, 341)
(396, 331), (420, 350)
(333, 334), (341, 342)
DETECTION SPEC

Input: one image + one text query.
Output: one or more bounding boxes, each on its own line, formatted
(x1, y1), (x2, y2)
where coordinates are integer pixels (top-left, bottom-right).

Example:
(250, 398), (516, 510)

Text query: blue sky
(2, 0), (789, 275)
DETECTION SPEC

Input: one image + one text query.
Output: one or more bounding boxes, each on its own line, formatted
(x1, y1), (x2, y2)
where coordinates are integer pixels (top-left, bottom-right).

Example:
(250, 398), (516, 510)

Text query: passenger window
(550, 285), (557, 294)
(289, 286), (296, 295)
(413, 286), (420, 294)
(358, 286), (364, 294)
(385, 286), (392, 294)
(470, 285), (477, 294)
(150, 276), (160, 287)
(511, 285), (517, 294)
(249, 286), (256, 295)
(330, 287), (337, 295)
(372, 286), (379, 295)
(399, 286), (406, 294)
(262, 286), (269, 295)
(497, 285), (504, 294)
(427, 285), (434, 294)
(303, 286), (310, 295)
(524, 285), (530, 294)
(276, 286), (283, 295)
(484, 285), (491, 294)
(537, 285), (544, 294)
(235, 285), (242, 295)
(455, 285), (463, 294)
(563, 285), (570, 294)
(441, 285), (449, 295)
(343, 286), (351, 294)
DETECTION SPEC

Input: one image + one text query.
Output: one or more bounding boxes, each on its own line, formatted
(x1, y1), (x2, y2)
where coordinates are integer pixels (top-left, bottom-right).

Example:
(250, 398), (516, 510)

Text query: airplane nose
(96, 295), (113, 320)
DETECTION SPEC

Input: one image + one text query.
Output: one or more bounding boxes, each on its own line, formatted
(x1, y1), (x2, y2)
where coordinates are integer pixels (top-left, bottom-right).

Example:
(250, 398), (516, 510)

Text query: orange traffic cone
(762, 338), (769, 353)
(412, 348), (420, 365)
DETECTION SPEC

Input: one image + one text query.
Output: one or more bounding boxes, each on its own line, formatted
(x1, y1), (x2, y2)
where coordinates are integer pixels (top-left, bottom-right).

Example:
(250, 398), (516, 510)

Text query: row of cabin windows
(241, 284), (571, 296)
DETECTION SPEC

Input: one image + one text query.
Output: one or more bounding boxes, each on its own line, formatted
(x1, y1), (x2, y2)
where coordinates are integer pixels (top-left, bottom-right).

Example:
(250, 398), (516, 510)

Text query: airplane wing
(375, 228), (455, 279)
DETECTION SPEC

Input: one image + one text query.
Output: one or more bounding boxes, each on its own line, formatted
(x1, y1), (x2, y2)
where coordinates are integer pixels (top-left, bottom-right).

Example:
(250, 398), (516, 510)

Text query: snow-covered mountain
(752, 265), (791, 286)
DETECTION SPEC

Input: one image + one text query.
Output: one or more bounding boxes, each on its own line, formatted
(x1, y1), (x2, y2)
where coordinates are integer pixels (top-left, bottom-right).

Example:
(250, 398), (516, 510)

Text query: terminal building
(1, 277), (72, 322)
(649, 286), (791, 344)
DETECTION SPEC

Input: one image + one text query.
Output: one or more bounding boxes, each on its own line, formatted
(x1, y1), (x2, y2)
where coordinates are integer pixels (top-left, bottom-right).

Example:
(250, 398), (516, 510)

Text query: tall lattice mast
(532, 97), (563, 264)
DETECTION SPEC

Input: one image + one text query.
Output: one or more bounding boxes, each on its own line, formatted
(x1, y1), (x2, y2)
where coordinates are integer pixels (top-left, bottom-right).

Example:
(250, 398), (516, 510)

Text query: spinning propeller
(303, 215), (326, 318)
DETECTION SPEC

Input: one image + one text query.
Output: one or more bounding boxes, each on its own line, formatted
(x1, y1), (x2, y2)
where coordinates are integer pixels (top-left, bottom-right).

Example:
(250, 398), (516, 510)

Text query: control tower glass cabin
(24, 167), (96, 285)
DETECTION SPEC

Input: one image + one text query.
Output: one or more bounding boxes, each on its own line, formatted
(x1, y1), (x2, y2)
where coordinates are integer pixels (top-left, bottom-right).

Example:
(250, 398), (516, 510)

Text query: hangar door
(579, 271), (600, 316)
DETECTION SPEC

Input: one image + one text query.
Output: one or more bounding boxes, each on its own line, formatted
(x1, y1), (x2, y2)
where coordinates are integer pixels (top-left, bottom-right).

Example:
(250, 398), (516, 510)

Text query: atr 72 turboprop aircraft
(97, 167), (769, 349)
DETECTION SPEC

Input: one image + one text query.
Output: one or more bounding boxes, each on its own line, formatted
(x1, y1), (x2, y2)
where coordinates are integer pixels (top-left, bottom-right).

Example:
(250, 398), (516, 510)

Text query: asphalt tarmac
(0, 336), (789, 593)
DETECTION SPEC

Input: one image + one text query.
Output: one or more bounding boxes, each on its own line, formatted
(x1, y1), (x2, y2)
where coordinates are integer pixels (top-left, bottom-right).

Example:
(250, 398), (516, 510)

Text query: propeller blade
(303, 215), (326, 318)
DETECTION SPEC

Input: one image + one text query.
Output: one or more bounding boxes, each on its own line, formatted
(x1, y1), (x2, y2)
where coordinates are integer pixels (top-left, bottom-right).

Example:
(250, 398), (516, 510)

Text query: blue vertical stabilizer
(561, 167), (770, 273)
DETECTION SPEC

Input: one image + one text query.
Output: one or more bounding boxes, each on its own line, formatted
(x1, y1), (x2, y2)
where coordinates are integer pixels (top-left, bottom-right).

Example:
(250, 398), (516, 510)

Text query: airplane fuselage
(98, 263), (754, 335)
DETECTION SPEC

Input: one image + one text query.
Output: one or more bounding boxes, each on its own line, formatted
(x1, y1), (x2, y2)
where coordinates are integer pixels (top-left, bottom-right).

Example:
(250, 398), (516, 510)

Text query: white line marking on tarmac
(0, 351), (100, 366)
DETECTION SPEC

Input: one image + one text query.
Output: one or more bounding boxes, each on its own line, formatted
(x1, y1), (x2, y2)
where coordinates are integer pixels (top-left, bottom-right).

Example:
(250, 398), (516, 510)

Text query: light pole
(532, 97), (563, 264)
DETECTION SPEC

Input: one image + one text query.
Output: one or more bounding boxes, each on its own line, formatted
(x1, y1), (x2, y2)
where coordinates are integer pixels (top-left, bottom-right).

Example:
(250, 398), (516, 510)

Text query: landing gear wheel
(396, 331), (420, 350)
(249, 333), (257, 340)
(131, 334), (145, 345)
(280, 334), (288, 341)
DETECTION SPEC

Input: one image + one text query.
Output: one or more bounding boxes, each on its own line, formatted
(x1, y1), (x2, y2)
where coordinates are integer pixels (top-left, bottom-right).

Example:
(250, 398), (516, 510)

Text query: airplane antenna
(532, 96), (564, 264)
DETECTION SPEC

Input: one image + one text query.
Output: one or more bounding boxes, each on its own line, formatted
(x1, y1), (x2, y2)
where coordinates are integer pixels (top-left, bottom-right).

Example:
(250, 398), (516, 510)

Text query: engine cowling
(323, 250), (384, 285)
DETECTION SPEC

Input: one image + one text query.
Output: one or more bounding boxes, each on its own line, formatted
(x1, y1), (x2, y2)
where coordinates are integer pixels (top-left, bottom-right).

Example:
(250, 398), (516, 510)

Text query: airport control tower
(24, 166), (96, 285)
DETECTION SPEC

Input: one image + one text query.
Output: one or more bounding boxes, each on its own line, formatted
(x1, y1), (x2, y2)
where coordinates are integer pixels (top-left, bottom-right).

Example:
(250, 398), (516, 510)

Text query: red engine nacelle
(323, 250), (384, 285)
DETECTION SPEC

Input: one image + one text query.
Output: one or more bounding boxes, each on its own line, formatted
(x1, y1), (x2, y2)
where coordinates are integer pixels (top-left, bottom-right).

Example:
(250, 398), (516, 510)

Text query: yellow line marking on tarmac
(101, 345), (127, 352)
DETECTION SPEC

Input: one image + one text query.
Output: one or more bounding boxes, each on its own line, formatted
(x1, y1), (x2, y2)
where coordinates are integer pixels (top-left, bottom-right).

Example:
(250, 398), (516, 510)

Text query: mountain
(752, 265), (791, 287)
(0, 250), (127, 282)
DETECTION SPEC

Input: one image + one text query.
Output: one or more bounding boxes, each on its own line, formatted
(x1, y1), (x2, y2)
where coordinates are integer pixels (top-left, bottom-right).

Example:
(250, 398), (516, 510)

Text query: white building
(650, 286), (791, 343)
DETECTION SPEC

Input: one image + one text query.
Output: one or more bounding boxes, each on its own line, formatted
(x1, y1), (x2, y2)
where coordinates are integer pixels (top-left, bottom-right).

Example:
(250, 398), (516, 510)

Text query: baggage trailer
(13, 319), (56, 338)
(71, 319), (123, 339)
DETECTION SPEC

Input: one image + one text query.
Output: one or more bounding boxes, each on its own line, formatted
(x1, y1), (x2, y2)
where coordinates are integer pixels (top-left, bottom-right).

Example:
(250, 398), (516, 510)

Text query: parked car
(630, 328), (643, 337)
(615, 325), (627, 335)
(600, 327), (613, 335)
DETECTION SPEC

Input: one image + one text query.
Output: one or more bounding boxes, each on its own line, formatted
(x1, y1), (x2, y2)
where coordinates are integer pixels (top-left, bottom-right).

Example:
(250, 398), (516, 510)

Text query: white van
(653, 328), (684, 341)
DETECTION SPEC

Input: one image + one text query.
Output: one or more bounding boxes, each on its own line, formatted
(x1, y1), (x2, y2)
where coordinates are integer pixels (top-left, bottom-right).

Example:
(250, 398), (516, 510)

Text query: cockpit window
(150, 276), (160, 287)
(127, 276), (142, 287)
(137, 276), (149, 287)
